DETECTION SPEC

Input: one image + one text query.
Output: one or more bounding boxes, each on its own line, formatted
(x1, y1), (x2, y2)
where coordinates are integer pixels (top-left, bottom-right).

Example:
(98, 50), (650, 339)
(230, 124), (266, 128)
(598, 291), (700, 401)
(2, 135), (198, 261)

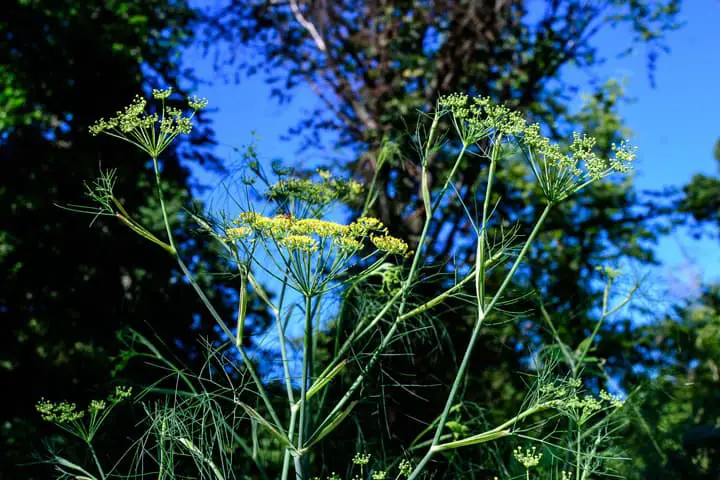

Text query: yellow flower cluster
(228, 212), (411, 257)
(370, 234), (410, 256)
(295, 218), (350, 237)
(226, 226), (252, 239)
(281, 234), (319, 253)
(335, 236), (363, 252)
(348, 216), (386, 236)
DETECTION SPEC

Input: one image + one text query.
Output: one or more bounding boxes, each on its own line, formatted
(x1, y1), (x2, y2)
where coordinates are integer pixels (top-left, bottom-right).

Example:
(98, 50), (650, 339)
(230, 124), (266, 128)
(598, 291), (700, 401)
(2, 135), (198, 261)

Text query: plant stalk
(407, 203), (552, 479)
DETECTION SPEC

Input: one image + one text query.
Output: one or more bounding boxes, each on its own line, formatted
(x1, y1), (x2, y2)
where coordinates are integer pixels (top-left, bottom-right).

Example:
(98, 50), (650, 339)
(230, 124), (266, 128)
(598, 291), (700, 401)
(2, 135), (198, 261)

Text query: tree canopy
(0, 1), (260, 476)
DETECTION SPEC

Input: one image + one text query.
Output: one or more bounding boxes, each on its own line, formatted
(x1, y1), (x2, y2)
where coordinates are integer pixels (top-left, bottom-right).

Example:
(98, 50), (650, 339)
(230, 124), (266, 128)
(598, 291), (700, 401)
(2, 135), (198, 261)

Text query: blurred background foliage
(0, 1), (270, 477)
(2, 0), (719, 478)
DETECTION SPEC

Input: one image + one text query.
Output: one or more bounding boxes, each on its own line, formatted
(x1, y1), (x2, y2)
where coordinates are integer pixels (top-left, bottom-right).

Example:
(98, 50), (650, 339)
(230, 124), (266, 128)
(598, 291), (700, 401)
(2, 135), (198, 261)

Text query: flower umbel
(523, 123), (637, 203)
(36, 385), (133, 443)
(228, 211), (409, 295)
(352, 453), (371, 465)
(439, 93), (526, 145)
(89, 87), (207, 158)
(513, 445), (542, 469)
(36, 399), (84, 423)
(438, 92), (636, 203)
(266, 173), (364, 217)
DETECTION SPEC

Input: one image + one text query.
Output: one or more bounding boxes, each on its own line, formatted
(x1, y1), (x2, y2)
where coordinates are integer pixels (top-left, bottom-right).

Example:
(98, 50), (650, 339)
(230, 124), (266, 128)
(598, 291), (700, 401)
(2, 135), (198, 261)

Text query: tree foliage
(0, 1), (266, 476)
(680, 139), (720, 236)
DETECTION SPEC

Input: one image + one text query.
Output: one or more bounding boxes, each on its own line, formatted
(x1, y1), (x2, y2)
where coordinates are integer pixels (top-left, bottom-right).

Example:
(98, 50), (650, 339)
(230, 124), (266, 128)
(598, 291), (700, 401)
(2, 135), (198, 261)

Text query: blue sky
(183, 0), (720, 303)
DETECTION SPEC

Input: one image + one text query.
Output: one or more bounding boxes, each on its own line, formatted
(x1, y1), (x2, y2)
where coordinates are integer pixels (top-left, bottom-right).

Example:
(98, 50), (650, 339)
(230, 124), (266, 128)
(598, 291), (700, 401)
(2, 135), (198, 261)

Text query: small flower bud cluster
(513, 445), (543, 469)
(595, 265), (623, 279)
(89, 399), (107, 413)
(281, 234), (319, 253)
(152, 88), (172, 100)
(37, 385), (132, 425)
(36, 399), (84, 423)
(313, 457), (412, 480)
(188, 95), (209, 110)
(398, 460), (413, 476)
(113, 385), (133, 401)
(599, 389), (624, 408)
(266, 174), (364, 209)
(541, 378), (625, 427)
(352, 453), (371, 465)
(610, 140), (637, 173)
(526, 124), (636, 203)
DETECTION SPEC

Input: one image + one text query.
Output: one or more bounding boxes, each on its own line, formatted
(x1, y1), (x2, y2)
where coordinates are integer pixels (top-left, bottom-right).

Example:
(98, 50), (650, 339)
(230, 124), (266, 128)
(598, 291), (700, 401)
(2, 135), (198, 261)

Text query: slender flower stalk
(295, 294), (315, 479)
(407, 204), (552, 480)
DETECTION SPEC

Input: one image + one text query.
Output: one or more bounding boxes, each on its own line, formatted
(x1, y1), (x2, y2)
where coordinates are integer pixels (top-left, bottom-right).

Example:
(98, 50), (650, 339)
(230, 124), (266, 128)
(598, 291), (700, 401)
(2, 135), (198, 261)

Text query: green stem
(423, 108), (442, 160)
(174, 256), (283, 431)
(275, 278), (295, 404)
(429, 139), (501, 448)
(575, 284), (637, 367)
(576, 424), (581, 480)
(115, 214), (174, 254)
(407, 204), (552, 480)
(152, 157), (176, 253)
(295, 294), (314, 479)
(432, 401), (555, 452)
(178, 437), (225, 480)
(314, 140), (469, 436)
(398, 249), (506, 322)
(87, 442), (106, 480)
(251, 271), (297, 480)
(282, 406), (298, 480)
(477, 136), (502, 308)
(362, 152), (385, 216)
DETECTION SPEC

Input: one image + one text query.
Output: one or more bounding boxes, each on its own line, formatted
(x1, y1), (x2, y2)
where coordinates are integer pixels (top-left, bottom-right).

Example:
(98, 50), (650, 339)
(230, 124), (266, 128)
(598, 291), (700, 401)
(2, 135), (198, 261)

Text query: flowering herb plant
(37, 89), (640, 480)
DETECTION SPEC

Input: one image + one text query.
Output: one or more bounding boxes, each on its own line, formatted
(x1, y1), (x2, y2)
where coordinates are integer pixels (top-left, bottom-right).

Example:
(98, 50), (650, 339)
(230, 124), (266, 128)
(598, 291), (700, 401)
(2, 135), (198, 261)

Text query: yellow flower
(335, 236), (363, 252)
(348, 216), (387, 236)
(513, 446), (542, 469)
(371, 234), (410, 256)
(281, 234), (318, 252)
(227, 226), (252, 239)
(293, 218), (349, 237)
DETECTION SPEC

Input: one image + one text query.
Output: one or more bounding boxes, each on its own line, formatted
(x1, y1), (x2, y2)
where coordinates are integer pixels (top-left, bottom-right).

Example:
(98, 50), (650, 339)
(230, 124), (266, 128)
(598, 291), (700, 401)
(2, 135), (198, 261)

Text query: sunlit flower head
(89, 90), (207, 158)
(227, 210), (410, 295)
